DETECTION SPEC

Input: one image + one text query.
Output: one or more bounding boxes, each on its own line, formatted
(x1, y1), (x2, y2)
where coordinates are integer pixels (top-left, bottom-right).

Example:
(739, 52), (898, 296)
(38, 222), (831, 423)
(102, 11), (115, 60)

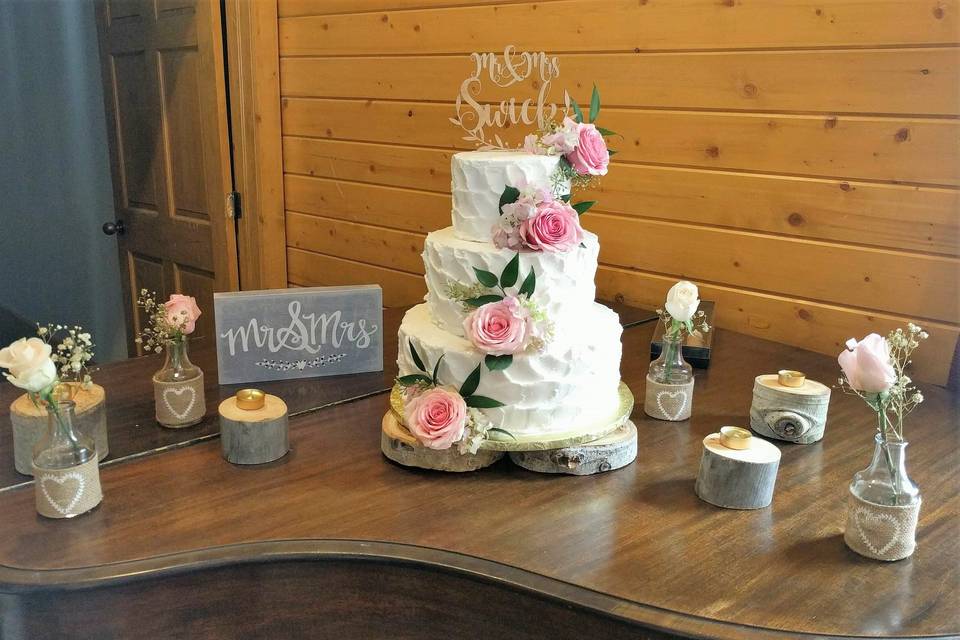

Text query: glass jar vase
(32, 399), (103, 518)
(644, 332), (695, 421)
(152, 337), (205, 428)
(844, 433), (922, 561)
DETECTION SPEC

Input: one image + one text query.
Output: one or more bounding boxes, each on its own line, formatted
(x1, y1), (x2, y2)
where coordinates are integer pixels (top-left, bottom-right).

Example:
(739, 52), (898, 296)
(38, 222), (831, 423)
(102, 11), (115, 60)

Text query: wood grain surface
(0, 304), (653, 490)
(0, 320), (955, 639)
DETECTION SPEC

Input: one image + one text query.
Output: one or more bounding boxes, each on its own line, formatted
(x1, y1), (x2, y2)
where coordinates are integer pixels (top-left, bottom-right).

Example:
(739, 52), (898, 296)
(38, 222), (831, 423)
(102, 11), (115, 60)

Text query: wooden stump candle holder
(509, 420), (637, 475)
(750, 372), (831, 444)
(695, 428), (781, 510)
(219, 390), (289, 465)
(10, 384), (109, 476)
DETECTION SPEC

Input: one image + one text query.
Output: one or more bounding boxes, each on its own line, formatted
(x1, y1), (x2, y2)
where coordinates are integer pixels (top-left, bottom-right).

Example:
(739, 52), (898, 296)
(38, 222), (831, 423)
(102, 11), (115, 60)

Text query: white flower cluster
(458, 407), (493, 455)
(37, 323), (95, 387)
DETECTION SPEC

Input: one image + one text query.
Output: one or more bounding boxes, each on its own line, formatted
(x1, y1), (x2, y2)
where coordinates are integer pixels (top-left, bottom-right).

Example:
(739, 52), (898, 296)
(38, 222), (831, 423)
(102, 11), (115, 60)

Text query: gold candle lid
(777, 370), (806, 388)
(719, 426), (753, 450)
(235, 388), (265, 411)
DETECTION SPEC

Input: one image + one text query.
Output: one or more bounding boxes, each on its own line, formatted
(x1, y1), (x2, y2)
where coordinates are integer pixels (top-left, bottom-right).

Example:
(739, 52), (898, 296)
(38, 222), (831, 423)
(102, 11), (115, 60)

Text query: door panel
(96, 0), (237, 354)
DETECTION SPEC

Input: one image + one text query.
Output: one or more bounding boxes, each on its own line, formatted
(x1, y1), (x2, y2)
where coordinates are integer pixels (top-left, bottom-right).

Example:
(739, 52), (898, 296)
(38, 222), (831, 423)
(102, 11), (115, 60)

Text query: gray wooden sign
(214, 285), (383, 385)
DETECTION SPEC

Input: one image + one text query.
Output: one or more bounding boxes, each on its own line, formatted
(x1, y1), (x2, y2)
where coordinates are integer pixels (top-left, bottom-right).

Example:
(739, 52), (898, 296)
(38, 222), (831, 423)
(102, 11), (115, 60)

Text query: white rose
(664, 281), (700, 322)
(0, 337), (58, 393)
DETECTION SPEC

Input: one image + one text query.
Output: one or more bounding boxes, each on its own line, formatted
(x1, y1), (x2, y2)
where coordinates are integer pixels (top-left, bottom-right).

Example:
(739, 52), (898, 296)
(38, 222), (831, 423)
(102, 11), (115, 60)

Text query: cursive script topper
(449, 46), (571, 150)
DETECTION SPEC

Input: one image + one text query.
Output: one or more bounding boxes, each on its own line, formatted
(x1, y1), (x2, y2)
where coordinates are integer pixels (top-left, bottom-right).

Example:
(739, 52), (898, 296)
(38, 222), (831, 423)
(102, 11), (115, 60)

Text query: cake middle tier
(423, 226), (599, 338)
(398, 303), (623, 438)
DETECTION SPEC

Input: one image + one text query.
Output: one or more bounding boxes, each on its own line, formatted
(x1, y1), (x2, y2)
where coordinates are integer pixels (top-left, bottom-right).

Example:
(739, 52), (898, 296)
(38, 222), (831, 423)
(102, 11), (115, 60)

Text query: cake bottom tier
(397, 303), (623, 439)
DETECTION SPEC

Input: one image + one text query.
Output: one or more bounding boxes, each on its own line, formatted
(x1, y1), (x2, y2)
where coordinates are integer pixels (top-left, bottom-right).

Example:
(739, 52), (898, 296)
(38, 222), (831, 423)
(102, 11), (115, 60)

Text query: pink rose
(520, 201), (584, 252)
(839, 333), (896, 393)
(565, 121), (610, 176)
(164, 294), (202, 335)
(463, 296), (532, 355)
(404, 387), (467, 450)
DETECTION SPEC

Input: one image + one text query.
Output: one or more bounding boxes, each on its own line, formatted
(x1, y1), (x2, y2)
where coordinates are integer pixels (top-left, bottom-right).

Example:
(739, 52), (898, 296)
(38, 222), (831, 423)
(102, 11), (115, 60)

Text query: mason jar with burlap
(152, 338), (205, 428)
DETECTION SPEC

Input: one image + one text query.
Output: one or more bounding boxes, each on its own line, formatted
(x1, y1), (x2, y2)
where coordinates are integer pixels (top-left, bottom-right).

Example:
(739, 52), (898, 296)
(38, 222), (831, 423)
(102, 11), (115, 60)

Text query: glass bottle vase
(644, 331), (695, 421)
(844, 433), (922, 561)
(32, 399), (103, 518)
(152, 337), (205, 428)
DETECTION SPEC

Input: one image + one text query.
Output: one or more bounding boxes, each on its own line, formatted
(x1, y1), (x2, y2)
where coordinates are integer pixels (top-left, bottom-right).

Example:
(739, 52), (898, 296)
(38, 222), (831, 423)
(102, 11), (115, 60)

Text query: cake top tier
(451, 151), (568, 243)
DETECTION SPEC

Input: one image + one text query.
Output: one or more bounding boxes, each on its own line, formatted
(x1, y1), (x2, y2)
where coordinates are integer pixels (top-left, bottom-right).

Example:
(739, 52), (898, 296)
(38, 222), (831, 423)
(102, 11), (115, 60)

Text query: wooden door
(95, 0), (238, 354)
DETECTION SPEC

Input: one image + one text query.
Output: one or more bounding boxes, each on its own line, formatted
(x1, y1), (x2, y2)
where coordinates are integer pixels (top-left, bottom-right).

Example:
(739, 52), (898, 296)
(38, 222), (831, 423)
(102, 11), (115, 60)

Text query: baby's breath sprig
(36, 324), (96, 388)
(134, 289), (190, 353)
(655, 308), (710, 341)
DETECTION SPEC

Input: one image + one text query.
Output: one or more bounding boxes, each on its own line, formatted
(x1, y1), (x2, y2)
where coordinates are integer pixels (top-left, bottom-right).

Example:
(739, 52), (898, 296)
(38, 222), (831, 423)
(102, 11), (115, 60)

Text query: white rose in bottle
(664, 281), (701, 322)
(0, 337), (58, 393)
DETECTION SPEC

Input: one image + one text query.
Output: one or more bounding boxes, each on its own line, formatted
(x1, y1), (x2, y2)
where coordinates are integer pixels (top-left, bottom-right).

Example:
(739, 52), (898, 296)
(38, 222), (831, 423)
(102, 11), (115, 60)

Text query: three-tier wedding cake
(385, 99), (631, 466)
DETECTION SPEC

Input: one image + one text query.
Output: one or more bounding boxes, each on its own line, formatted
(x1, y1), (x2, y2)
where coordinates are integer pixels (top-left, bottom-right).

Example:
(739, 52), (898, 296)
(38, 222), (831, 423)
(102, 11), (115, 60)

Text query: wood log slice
(10, 384), (108, 476)
(509, 421), (637, 475)
(381, 412), (503, 472)
(219, 394), (289, 465)
(694, 433), (781, 510)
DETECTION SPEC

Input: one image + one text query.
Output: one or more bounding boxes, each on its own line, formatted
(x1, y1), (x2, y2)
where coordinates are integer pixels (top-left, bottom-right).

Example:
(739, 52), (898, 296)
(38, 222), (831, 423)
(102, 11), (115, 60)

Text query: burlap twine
(644, 375), (694, 421)
(32, 456), (102, 518)
(153, 372), (206, 428)
(844, 491), (921, 561)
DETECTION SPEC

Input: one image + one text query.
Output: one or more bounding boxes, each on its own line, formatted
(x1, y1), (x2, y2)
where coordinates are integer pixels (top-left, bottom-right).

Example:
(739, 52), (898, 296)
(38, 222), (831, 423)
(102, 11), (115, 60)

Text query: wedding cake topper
(450, 46), (570, 150)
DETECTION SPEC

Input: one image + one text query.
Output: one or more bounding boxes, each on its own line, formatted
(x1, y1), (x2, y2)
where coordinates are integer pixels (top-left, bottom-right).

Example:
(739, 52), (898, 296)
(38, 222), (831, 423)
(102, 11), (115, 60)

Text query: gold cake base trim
(389, 381), (634, 452)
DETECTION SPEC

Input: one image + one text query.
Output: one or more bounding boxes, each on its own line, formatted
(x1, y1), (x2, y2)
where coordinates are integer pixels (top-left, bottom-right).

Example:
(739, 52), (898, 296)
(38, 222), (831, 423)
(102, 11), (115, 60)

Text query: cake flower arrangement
(397, 340), (512, 454)
(495, 87), (612, 253)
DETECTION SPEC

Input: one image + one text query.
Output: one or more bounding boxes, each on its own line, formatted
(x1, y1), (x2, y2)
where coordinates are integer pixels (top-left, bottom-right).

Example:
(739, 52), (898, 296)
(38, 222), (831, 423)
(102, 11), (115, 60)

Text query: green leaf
(560, 193), (572, 202)
(572, 201), (596, 216)
(597, 127), (617, 137)
(485, 354), (513, 371)
(432, 353), (444, 385)
(408, 340), (426, 372)
(487, 427), (517, 440)
(608, 149), (618, 156)
(589, 85), (600, 123)
(518, 268), (536, 297)
(498, 185), (521, 214)
(570, 99), (584, 124)
(396, 374), (433, 387)
(464, 294), (504, 308)
(473, 267), (498, 288)
(465, 395), (506, 409)
(459, 363), (481, 398)
(500, 253), (520, 289)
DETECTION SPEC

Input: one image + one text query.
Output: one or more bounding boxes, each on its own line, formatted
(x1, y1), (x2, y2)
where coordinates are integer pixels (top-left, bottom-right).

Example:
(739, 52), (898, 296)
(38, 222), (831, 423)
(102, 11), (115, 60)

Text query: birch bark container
(695, 428), (781, 509)
(749, 373), (830, 444)
(10, 384), (109, 476)
(219, 390), (289, 465)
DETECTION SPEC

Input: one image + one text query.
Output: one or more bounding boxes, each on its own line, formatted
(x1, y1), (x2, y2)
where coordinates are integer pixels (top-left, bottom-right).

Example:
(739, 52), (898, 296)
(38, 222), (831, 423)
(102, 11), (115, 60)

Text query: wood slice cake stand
(382, 382), (634, 474)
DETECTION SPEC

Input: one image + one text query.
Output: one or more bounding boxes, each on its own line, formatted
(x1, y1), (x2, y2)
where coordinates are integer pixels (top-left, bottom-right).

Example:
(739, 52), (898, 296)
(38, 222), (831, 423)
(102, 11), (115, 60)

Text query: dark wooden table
(0, 310), (956, 639)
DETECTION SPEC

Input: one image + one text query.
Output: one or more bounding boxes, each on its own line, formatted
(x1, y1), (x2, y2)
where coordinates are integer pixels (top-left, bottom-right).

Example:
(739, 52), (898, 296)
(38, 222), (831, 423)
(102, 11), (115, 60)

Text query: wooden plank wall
(273, 0), (960, 384)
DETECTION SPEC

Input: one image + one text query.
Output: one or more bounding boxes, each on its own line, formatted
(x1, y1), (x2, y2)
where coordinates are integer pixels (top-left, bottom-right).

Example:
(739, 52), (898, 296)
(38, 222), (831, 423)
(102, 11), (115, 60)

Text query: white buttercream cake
(396, 150), (623, 442)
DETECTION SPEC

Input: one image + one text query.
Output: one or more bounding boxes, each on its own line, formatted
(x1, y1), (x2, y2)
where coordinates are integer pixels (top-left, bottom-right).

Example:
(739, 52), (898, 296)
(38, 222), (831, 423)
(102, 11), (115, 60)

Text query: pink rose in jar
(838, 333), (896, 394)
(565, 121), (610, 176)
(163, 294), (202, 335)
(404, 386), (467, 450)
(520, 201), (584, 252)
(463, 296), (533, 356)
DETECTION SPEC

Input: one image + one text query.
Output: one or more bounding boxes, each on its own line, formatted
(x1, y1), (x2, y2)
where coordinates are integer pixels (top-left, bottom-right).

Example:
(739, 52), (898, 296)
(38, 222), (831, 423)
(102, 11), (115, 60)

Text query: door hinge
(226, 191), (241, 219)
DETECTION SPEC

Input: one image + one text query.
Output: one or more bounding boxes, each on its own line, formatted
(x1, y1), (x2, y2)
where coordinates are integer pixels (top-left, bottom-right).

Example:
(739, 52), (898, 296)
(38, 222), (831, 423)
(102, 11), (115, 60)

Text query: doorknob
(102, 220), (125, 236)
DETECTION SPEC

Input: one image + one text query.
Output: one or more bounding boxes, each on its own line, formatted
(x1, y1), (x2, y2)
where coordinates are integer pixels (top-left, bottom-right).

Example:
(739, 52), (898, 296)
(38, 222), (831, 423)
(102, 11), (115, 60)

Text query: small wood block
(380, 412), (503, 472)
(509, 420), (637, 475)
(219, 394), (289, 465)
(10, 384), (109, 476)
(695, 433), (781, 510)
(750, 374), (831, 444)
